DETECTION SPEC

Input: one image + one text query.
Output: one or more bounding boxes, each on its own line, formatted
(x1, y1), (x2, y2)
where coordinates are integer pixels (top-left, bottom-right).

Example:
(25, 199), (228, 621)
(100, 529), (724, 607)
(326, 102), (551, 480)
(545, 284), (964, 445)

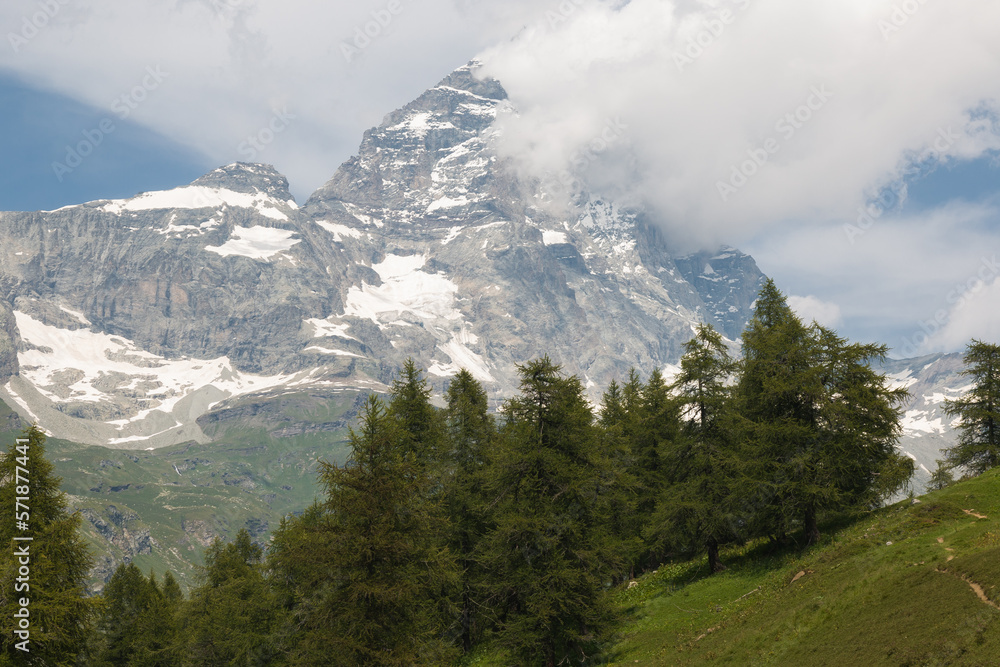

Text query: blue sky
(1, 0), (999, 358)
(0, 72), (212, 212)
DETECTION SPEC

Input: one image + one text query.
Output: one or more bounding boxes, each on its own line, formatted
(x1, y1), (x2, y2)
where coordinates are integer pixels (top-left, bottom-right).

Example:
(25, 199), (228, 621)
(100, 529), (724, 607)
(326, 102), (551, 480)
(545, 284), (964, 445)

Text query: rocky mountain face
(880, 353), (968, 486)
(0, 62), (767, 451)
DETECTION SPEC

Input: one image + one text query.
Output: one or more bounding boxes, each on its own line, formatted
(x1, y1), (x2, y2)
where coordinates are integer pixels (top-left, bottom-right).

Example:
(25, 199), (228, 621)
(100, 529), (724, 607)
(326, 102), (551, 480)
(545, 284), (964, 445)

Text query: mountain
(0, 61), (766, 452)
(881, 352), (968, 486)
(0, 62), (968, 587)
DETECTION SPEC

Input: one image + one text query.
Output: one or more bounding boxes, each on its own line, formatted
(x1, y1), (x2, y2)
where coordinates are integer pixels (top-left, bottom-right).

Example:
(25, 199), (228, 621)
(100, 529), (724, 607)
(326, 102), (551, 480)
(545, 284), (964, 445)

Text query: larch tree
(650, 323), (741, 573)
(181, 528), (284, 666)
(278, 395), (457, 666)
(442, 369), (496, 653)
(0, 425), (95, 666)
(480, 358), (620, 666)
(735, 280), (912, 545)
(944, 340), (1000, 475)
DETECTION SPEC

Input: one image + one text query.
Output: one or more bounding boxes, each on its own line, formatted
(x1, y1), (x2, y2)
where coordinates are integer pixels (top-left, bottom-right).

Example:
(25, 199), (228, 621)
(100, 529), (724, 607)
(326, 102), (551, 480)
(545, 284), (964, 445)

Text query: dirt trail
(936, 568), (1000, 611)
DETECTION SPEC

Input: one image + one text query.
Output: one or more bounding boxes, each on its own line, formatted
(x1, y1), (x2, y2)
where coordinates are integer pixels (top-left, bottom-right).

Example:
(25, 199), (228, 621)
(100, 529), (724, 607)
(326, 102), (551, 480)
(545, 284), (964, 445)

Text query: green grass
(604, 470), (1000, 666)
(0, 392), (360, 591)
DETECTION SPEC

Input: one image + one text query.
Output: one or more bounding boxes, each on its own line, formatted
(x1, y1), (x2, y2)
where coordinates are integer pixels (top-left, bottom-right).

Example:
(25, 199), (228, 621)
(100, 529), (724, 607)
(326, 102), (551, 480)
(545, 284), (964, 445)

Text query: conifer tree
(94, 564), (178, 666)
(650, 324), (740, 573)
(598, 380), (644, 580)
(480, 358), (619, 666)
(943, 340), (1000, 475)
(274, 395), (457, 665)
(442, 369), (495, 653)
(735, 281), (911, 545)
(388, 358), (446, 468)
(181, 529), (284, 666)
(928, 460), (955, 491)
(0, 425), (94, 665)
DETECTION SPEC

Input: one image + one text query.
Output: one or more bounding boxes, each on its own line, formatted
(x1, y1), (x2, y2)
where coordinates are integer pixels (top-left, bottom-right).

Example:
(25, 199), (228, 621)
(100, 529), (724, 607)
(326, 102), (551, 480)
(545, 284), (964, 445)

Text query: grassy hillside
(466, 470), (1000, 666)
(607, 470), (1000, 665)
(0, 392), (359, 591)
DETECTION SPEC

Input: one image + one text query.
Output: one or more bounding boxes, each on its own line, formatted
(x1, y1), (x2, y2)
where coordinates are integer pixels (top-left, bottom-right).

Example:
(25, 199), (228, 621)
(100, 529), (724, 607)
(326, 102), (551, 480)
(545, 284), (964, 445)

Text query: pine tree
(442, 369), (496, 653)
(480, 358), (620, 666)
(650, 324), (740, 573)
(928, 459), (955, 491)
(0, 425), (95, 665)
(943, 340), (1000, 475)
(181, 529), (284, 666)
(388, 358), (446, 468)
(735, 281), (912, 545)
(94, 564), (178, 666)
(597, 380), (644, 580)
(274, 395), (457, 665)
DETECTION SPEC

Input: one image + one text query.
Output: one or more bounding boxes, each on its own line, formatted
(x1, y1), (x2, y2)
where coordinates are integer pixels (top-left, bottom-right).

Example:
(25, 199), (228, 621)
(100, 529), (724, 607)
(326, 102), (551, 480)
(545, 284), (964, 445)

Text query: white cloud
(788, 295), (842, 328)
(0, 0), (547, 200)
(745, 198), (1000, 355)
(479, 0), (1000, 249)
(3, 0), (998, 219)
(913, 260), (1000, 356)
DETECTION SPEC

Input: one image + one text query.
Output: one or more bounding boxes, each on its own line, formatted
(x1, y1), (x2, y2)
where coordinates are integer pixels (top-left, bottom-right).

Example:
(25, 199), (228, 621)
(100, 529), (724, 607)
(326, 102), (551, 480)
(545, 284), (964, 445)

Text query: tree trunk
(461, 588), (472, 653)
(804, 505), (821, 546)
(707, 538), (726, 573)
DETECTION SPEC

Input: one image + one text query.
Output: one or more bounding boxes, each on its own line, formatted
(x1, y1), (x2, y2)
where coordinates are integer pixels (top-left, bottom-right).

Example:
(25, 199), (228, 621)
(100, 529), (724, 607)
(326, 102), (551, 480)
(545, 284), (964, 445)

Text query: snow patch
(344, 254), (461, 324)
(441, 226), (465, 245)
(428, 327), (494, 383)
(305, 318), (357, 341)
(100, 186), (290, 220)
(543, 231), (569, 245)
(13, 312), (299, 429)
(158, 214), (221, 238)
(388, 111), (456, 137)
(316, 220), (362, 242)
(59, 306), (91, 326)
(304, 346), (364, 358)
(900, 409), (946, 435)
(206, 226), (300, 260)
(427, 196), (470, 213)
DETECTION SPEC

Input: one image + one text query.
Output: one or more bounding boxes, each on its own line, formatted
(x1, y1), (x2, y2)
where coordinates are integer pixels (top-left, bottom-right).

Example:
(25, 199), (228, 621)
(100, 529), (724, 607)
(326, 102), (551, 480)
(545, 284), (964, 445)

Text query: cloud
(743, 198), (1000, 355)
(909, 256), (1000, 356)
(788, 295), (842, 328)
(0, 0), (548, 200)
(478, 0), (1000, 249)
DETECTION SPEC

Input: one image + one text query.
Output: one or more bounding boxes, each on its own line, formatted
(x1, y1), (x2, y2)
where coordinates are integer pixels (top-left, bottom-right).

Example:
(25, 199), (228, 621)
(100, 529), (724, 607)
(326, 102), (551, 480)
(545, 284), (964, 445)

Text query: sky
(1, 0), (998, 359)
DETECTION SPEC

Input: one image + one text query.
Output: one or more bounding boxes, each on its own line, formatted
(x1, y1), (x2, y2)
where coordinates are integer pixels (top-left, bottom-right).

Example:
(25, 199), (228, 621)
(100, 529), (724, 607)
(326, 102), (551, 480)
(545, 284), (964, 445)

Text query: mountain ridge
(0, 62), (772, 453)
